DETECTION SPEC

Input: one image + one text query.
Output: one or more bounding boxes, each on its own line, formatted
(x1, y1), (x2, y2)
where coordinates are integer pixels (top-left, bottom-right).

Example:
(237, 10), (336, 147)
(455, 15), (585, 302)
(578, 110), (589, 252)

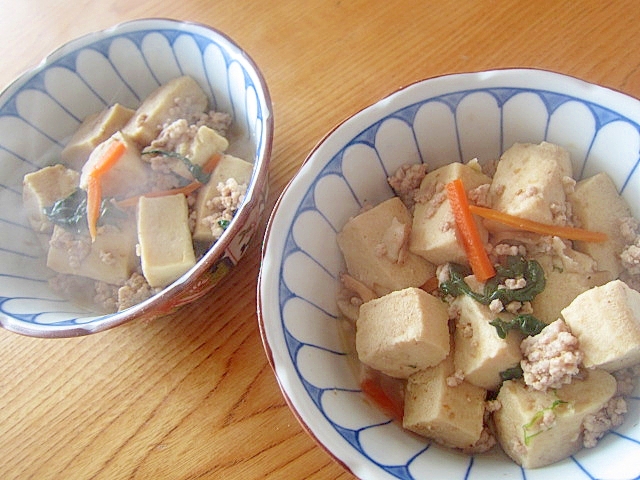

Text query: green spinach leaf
(439, 255), (546, 305)
(44, 188), (127, 233)
(490, 314), (547, 339)
(500, 364), (524, 381)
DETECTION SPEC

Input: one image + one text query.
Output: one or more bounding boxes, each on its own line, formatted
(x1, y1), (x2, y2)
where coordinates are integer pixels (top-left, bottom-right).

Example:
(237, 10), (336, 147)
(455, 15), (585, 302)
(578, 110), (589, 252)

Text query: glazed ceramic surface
(0, 18), (273, 337)
(258, 69), (640, 480)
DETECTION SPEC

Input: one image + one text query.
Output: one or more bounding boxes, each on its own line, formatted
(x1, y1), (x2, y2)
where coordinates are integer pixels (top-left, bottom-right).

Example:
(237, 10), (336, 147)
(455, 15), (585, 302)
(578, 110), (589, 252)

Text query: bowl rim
(0, 18), (274, 338)
(257, 67), (640, 479)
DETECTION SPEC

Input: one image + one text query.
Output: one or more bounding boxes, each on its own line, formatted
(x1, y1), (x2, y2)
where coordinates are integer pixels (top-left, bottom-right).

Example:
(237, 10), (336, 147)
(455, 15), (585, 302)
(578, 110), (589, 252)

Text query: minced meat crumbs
(520, 319), (583, 392)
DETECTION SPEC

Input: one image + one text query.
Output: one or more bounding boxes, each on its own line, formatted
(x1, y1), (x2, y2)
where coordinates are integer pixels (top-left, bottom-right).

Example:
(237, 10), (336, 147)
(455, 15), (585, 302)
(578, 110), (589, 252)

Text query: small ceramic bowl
(0, 18), (273, 337)
(258, 69), (639, 480)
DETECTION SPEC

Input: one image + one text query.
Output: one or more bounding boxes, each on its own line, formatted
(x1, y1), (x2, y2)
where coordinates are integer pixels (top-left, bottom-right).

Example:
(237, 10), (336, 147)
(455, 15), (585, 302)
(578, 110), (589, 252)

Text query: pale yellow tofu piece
(137, 194), (196, 288)
(337, 197), (435, 295)
(46, 221), (138, 285)
(403, 354), (486, 449)
(80, 132), (149, 199)
(488, 142), (573, 230)
(122, 76), (209, 146)
(453, 294), (522, 390)
(61, 104), (135, 170)
(494, 369), (616, 468)
(569, 172), (633, 278)
(561, 279), (640, 371)
(410, 162), (491, 265)
(169, 125), (229, 180)
(23, 164), (79, 233)
(356, 287), (450, 378)
(531, 253), (613, 325)
(193, 154), (253, 242)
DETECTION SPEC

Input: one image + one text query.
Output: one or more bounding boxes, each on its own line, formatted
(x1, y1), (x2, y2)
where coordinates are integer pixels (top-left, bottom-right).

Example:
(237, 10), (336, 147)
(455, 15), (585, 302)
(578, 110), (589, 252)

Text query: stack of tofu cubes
(23, 76), (254, 302)
(337, 142), (640, 467)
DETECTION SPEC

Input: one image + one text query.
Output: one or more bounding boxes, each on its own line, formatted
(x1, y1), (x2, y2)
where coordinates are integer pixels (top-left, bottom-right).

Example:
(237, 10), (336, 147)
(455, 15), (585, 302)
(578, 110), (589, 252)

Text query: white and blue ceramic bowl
(0, 18), (273, 337)
(258, 69), (640, 480)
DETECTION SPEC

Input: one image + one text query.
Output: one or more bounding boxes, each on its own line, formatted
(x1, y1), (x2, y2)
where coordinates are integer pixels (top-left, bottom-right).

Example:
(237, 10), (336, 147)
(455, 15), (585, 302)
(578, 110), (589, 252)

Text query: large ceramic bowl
(0, 19), (273, 337)
(258, 69), (640, 479)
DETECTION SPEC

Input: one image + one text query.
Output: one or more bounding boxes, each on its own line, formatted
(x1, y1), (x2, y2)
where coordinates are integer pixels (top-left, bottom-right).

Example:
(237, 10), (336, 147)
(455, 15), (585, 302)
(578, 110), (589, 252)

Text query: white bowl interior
(0, 19), (272, 336)
(259, 69), (640, 480)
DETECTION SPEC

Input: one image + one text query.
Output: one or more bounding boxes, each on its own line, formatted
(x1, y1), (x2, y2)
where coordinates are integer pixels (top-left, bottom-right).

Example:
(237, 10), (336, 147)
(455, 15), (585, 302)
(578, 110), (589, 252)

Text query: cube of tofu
(193, 154), (253, 242)
(356, 287), (450, 378)
(122, 76), (209, 146)
(403, 354), (487, 449)
(60, 103), (135, 170)
(569, 172), (633, 278)
(23, 164), (79, 233)
(173, 126), (229, 178)
(137, 194), (196, 288)
(453, 294), (522, 390)
(410, 162), (491, 265)
(561, 279), (640, 371)
(488, 142), (573, 231)
(337, 197), (435, 295)
(531, 253), (613, 324)
(46, 221), (138, 285)
(80, 132), (149, 199)
(188, 126), (229, 164)
(494, 369), (616, 468)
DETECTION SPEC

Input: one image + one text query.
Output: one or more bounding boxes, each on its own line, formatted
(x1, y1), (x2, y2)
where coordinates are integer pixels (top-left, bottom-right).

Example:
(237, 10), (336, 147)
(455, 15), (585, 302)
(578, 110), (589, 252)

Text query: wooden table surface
(1, 1), (639, 478)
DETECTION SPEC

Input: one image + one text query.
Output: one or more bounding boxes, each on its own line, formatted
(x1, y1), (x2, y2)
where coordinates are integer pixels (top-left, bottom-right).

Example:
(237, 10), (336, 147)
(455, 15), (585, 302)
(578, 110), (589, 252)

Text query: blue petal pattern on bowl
(0, 19), (270, 335)
(260, 70), (640, 480)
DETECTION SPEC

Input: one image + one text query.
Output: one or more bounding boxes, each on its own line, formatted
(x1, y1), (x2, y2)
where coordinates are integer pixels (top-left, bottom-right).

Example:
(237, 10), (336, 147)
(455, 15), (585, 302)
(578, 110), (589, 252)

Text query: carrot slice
(420, 276), (440, 293)
(446, 179), (496, 282)
(360, 378), (404, 421)
(468, 205), (608, 243)
(85, 139), (126, 242)
(86, 175), (102, 242)
(92, 140), (126, 175)
(202, 152), (222, 174)
(115, 181), (203, 209)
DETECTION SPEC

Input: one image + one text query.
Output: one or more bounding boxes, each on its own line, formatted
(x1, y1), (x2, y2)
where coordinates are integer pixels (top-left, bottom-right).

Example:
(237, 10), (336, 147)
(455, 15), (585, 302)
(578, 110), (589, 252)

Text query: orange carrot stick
(468, 205), (608, 243)
(446, 179), (496, 282)
(202, 152), (222, 174)
(92, 140), (126, 175)
(86, 139), (126, 242)
(86, 175), (102, 242)
(360, 378), (404, 422)
(115, 181), (203, 209)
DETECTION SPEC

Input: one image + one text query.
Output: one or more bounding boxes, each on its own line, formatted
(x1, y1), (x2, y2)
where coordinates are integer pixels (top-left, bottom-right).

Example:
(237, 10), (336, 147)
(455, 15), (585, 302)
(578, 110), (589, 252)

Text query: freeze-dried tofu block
(337, 197), (435, 295)
(356, 287), (450, 378)
(561, 279), (640, 371)
(403, 355), (487, 449)
(137, 194), (196, 288)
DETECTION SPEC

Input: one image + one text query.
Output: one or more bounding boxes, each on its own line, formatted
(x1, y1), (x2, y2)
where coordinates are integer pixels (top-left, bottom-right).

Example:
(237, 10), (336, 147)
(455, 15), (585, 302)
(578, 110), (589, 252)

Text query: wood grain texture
(1, 0), (639, 478)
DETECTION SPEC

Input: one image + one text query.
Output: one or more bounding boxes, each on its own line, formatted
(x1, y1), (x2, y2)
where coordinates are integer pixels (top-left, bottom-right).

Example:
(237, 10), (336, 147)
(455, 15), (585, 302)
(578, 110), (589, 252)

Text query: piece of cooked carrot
(92, 140), (126, 176)
(115, 181), (203, 209)
(202, 152), (222, 174)
(420, 276), (440, 293)
(467, 204), (609, 243)
(86, 139), (126, 242)
(86, 175), (102, 242)
(360, 378), (404, 421)
(446, 179), (496, 282)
